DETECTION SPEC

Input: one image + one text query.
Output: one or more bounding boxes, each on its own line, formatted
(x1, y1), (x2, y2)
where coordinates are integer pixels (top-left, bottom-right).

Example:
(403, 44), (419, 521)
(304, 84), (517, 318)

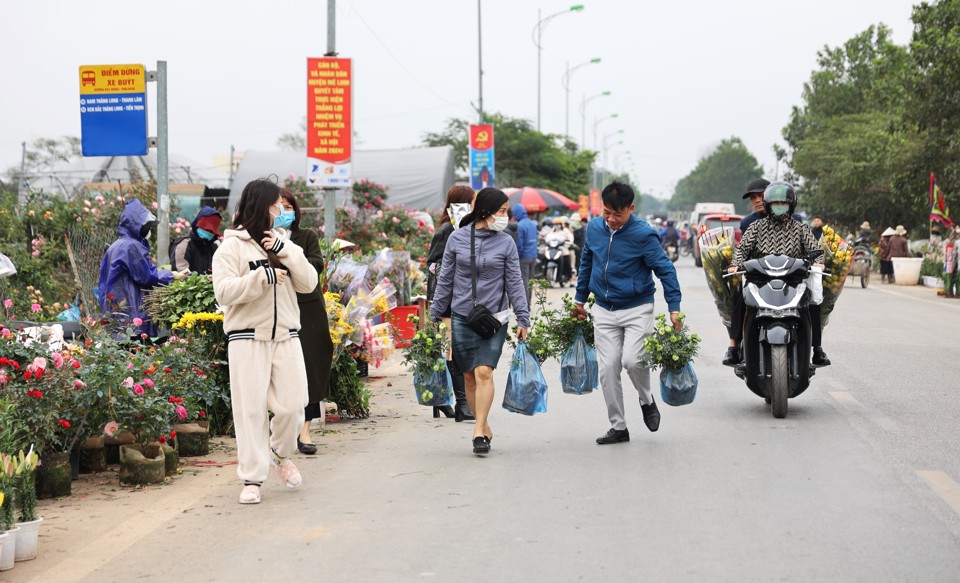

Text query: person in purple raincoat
(97, 199), (186, 337)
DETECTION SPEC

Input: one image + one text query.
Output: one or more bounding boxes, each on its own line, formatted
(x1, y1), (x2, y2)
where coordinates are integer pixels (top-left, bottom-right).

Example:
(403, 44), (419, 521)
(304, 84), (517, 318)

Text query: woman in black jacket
(280, 189), (334, 454)
(426, 185), (475, 421)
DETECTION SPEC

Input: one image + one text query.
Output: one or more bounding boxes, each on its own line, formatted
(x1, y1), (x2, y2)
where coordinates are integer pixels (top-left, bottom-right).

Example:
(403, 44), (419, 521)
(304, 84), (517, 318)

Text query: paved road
(24, 257), (960, 582)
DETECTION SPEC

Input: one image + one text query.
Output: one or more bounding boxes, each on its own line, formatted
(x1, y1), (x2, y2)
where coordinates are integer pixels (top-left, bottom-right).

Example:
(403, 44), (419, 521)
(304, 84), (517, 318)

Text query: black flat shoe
(641, 400), (660, 432)
(433, 406), (455, 419)
(472, 436), (490, 455)
(297, 439), (317, 455)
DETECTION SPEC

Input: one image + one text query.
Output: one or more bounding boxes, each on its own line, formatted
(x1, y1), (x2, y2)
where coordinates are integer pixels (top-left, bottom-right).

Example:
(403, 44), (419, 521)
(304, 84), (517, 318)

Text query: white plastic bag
(0, 253), (16, 278)
(806, 265), (824, 305)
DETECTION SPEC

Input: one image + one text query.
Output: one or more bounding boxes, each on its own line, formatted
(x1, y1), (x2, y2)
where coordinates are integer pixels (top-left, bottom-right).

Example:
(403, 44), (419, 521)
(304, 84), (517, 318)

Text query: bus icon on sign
(81, 71), (95, 87)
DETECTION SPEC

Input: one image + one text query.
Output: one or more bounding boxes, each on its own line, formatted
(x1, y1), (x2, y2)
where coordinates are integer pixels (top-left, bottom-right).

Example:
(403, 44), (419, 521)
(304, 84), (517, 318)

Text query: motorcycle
(728, 251), (824, 418)
(538, 239), (572, 287)
(679, 236), (693, 257)
(662, 241), (679, 263)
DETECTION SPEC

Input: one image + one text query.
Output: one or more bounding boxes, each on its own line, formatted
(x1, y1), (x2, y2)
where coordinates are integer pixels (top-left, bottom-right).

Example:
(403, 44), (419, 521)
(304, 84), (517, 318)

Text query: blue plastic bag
(659, 363), (698, 406)
(502, 342), (548, 415)
(560, 328), (599, 395)
(413, 366), (454, 407)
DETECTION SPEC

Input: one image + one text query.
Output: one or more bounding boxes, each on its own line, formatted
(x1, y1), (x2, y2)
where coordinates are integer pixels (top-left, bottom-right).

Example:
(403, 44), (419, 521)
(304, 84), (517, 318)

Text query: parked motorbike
(728, 251), (824, 418)
(538, 239), (572, 287)
(679, 236), (693, 257)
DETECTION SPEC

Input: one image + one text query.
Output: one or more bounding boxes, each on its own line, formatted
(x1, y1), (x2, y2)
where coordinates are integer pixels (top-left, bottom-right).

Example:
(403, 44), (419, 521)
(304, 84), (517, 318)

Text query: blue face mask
(196, 228), (216, 240)
(273, 210), (296, 229)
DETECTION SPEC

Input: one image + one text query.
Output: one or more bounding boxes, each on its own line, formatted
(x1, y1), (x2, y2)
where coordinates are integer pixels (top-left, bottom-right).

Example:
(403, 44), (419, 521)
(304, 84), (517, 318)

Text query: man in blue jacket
(571, 181), (682, 445)
(511, 203), (539, 305)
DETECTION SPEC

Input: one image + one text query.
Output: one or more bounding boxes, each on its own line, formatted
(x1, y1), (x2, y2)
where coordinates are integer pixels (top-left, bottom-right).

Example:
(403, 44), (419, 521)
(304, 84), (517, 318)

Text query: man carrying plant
(571, 181), (682, 445)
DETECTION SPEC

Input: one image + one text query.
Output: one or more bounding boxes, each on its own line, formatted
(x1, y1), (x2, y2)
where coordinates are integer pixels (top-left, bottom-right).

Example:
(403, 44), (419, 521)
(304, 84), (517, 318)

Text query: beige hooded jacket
(212, 228), (319, 342)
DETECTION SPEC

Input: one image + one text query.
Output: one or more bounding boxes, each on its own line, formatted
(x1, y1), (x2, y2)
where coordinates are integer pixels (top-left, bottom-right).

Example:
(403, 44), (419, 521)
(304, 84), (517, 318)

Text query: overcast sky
(2, 0), (917, 199)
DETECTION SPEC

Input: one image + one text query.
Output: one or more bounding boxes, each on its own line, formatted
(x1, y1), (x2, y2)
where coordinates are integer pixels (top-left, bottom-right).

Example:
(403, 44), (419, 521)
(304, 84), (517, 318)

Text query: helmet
(666, 220), (675, 227)
(763, 181), (797, 217)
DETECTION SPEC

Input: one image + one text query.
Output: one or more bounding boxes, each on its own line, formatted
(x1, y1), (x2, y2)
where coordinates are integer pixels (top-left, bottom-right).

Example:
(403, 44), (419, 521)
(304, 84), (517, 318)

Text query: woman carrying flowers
(212, 179), (319, 504)
(430, 188), (529, 455)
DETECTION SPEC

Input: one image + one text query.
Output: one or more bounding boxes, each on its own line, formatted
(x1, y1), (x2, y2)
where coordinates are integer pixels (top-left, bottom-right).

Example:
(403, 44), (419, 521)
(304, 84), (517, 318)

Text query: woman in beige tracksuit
(213, 178), (319, 505)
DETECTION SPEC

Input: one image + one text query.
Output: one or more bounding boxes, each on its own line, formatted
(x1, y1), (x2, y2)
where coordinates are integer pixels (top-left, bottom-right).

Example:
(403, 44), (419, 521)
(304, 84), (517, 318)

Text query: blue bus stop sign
(79, 64), (148, 156)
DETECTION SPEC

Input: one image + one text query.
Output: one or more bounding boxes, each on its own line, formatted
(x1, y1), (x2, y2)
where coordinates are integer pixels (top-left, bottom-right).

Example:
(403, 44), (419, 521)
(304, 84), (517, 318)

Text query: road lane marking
(828, 391), (900, 432)
(916, 471), (960, 518)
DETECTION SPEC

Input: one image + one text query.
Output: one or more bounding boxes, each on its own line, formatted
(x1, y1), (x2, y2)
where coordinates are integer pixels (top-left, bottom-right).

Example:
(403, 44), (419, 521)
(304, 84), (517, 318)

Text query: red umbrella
(503, 187), (579, 212)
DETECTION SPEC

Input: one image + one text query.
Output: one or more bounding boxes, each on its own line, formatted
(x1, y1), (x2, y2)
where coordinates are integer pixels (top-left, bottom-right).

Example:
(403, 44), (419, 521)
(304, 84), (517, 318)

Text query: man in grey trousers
(571, 181), (683, 444)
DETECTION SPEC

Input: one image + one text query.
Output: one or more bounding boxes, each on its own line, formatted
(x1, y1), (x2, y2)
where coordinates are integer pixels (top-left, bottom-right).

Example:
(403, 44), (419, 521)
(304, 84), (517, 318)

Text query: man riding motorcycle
(725, 181), (831, 367)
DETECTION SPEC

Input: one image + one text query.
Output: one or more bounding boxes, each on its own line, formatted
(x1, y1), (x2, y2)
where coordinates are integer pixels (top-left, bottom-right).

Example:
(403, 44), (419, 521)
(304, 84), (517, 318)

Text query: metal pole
(564, 61), (570, 137)
(324, 0), (338, 243)
(18, 141), (27, 206)
(536, 8), (541, 132)
(157, 60), (170, 266)
(228, 144), (235, 190)
(478, 0), (484, 123)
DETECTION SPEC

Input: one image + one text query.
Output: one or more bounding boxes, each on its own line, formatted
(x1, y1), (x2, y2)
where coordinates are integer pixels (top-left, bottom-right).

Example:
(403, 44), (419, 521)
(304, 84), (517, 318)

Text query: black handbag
(465, 225), (504, 339)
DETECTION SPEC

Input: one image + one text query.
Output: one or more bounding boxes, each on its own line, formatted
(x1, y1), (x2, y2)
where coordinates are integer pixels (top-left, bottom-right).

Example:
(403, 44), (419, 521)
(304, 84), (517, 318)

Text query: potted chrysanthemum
(638, 313), (701, 406)
(400, 313), (453, 408)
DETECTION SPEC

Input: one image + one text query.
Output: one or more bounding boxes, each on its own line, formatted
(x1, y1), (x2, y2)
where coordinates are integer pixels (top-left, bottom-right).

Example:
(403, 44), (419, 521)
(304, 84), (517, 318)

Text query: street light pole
(579, 90), (610, 149)
(532, 4), (584, 132)
(562, 57), (600, 139)
(478, 0), (484, 123)
(593, 113), (618, 151)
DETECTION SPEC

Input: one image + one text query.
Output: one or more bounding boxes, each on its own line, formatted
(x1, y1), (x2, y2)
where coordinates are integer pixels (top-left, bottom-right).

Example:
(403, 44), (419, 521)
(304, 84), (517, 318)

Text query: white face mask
(488, 215), (509, 232)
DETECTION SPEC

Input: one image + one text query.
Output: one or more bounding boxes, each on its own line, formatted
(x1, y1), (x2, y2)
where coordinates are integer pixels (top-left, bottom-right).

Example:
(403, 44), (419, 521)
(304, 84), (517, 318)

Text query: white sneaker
(272, 458), (302, 489)
(238, 484), (261, 504)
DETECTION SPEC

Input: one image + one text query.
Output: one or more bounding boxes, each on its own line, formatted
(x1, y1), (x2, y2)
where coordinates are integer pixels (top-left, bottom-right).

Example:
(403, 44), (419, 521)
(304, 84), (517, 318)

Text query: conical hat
(881, 227), (896, 237)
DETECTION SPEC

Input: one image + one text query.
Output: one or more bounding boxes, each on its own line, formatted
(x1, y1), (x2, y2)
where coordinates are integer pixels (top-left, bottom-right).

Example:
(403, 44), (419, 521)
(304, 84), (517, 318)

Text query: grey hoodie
(431, 225), (530, 327)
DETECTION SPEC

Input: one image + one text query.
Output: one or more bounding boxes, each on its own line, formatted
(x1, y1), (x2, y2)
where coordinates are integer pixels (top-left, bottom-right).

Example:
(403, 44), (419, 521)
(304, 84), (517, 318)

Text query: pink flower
(127, 362), (134, 370)
(32, 357), (47, 370)
(1, 329), (10, 337)
(2, 299), (12, 308)
(74, 379), (86, 389)
(51, 353), (64, 368)
(121, 376), (134, 388)
(133, 384), (145, 395)
(392, 217), (401, 223)
(132, 317), (143, 326)
(175, 405), (187, 420)
(152, 201), (158, 209)
(31, 251), (40, 257)
(144, 378), (154, 388)
(103, 421), (120, 437)
(31, 303), (41, 312)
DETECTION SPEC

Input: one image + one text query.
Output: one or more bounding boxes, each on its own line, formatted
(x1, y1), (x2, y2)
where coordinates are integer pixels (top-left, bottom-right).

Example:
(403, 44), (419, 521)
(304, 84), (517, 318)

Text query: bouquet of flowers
(818, 225), (853, 327)
(361, 321), (395, 368)
(698, 227), (741, 327)
(324, 292), (356, 363)
(399, 313), (453, 407)
(639, 313), (701, 372)
(326, 257), (368, 301)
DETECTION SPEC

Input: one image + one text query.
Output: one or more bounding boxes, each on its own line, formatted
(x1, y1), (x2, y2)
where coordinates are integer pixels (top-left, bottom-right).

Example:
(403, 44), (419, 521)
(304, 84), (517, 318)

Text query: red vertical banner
(307, 57), (352, 188)
(589, 189), (601, 216)
(469, 125), (495, 190)
(578, 195), (589, 218)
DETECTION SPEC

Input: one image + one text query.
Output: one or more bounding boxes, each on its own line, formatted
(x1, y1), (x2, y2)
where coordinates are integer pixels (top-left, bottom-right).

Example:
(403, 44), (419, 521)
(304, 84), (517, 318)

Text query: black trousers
(729, 298), (823, 348)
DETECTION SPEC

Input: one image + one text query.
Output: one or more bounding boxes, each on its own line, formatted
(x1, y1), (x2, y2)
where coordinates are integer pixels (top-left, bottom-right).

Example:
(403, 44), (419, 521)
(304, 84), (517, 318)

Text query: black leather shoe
(722, 346), (741, 366)
(812, 347), (831, 367)
(641, 400), (661, 432)
(596, 428), (630, 444)
(297, 439), (317, 455)
(472, 436), (490, 455)
(454, 404), (475, 422)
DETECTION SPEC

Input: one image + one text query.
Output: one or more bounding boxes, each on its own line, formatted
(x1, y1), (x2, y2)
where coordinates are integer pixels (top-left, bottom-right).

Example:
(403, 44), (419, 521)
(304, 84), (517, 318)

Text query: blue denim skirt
(451, 312), (508, 373)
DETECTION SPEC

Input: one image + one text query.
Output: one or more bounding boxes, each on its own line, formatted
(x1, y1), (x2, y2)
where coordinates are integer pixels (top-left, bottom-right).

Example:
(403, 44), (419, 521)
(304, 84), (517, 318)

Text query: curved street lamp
(593, 112), (618, 151)
(532, 4), (585, 131)
(580, 90), (611, 149)
(562, 57), (600, 138)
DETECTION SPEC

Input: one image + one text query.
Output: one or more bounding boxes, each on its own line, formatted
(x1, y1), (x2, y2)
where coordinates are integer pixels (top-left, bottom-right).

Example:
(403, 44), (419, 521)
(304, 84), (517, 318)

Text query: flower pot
(0, 527), (18, 571)
(35, 451), (71, 499)
(80, 437), (107, 473)
(892, 257), (923, 285)
(118, 444), (166, 485)
(159, 443), (179, 476)
(13, 518), (41, 562)
(921, 275), (942, 288)
(173, 423), (210, 457)
(104, 430), (136, 464)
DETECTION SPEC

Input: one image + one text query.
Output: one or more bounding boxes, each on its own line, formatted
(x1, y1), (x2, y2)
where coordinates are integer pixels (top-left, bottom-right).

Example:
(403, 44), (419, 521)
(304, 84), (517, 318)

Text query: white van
(688, 202), (736, 231)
